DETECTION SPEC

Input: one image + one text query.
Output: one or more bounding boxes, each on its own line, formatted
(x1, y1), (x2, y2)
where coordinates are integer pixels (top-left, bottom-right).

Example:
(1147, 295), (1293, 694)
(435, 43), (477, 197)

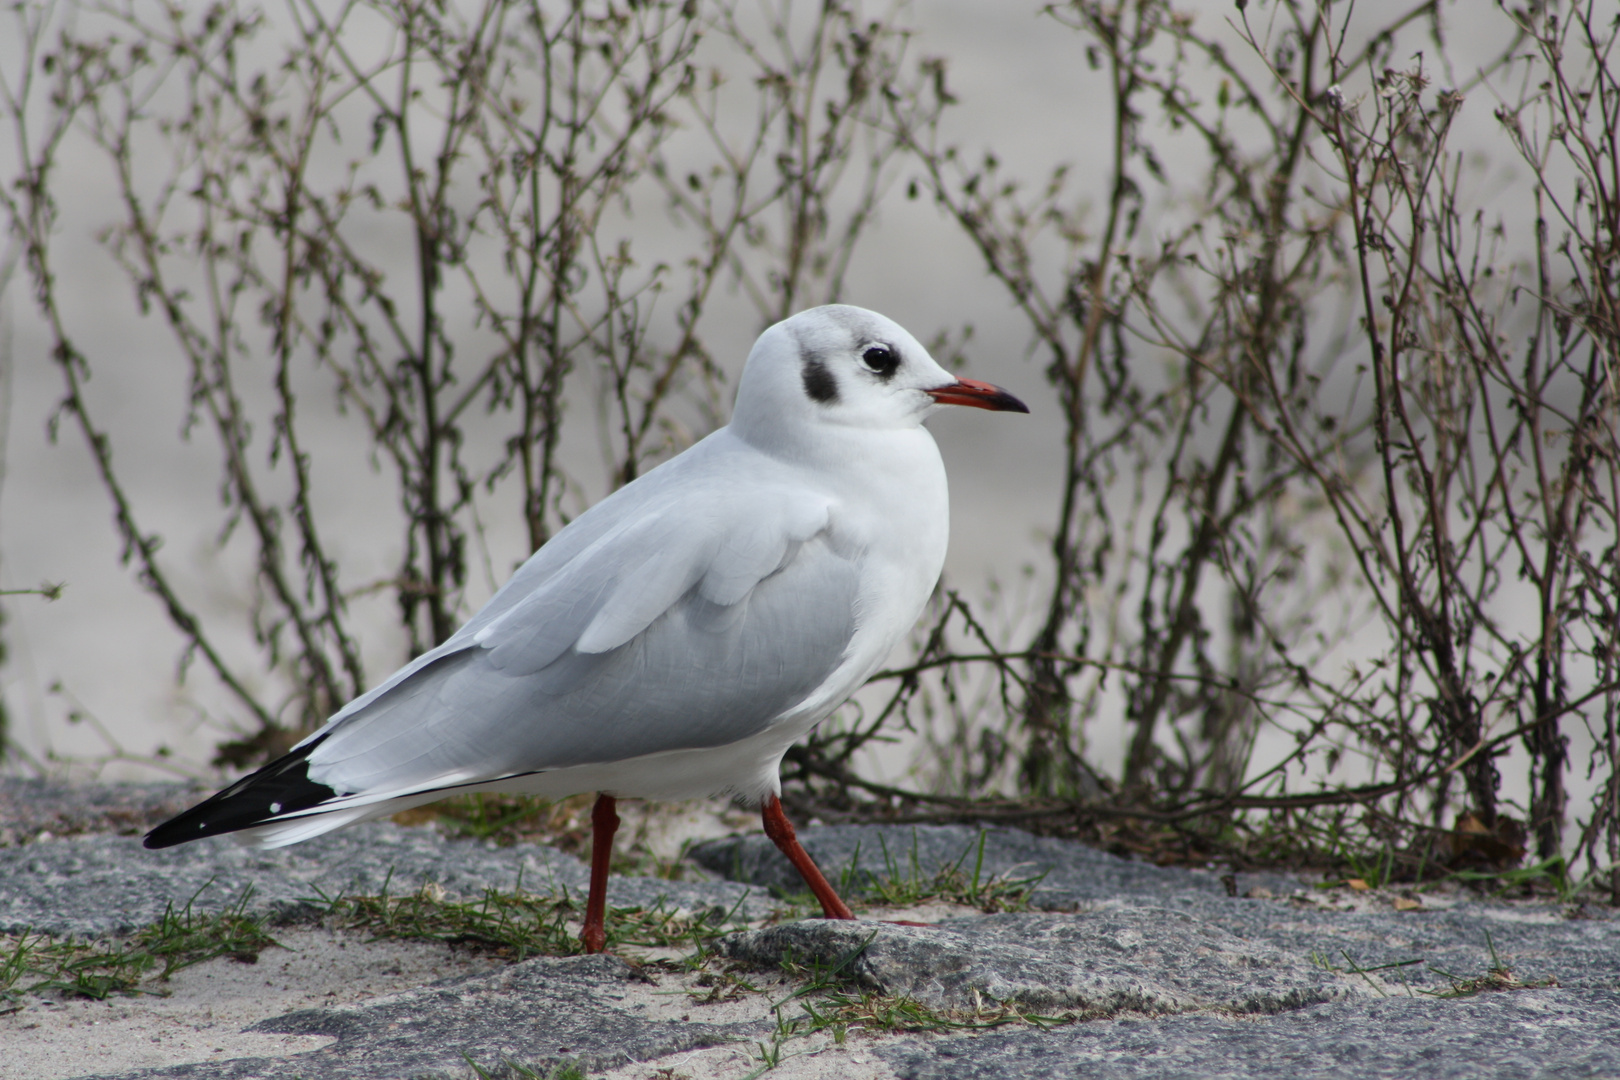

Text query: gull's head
(730, 305), (1027, 448)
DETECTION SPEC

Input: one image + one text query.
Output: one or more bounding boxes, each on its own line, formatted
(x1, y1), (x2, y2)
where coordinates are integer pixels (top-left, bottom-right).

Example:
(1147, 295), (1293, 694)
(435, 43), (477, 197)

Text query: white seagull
(146, 304), (1028, 951)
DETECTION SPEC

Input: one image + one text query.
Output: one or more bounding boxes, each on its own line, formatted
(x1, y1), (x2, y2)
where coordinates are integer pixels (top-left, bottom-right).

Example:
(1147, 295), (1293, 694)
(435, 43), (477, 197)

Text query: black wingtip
(144, 736), (337, 849)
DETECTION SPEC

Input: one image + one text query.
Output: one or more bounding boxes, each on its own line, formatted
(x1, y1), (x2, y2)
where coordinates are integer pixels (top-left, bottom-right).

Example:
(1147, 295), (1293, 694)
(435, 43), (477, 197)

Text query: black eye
(860, 344), (899, 378)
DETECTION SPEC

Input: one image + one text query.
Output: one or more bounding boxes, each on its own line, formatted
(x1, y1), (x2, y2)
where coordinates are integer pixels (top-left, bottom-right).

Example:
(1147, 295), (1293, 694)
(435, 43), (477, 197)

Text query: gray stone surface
(87, 954), (766, 1080)
(689, 821), (1270, 908)
(0, 777), (205, 847)
(0, 821), (774, 938)
(720, 911), (1355, 1015)
(1192, 892), (1620, 994)
(4, 782), (1619, 1080)
(694, 820), (1620, 994)
(878, 989), (1620, 1079)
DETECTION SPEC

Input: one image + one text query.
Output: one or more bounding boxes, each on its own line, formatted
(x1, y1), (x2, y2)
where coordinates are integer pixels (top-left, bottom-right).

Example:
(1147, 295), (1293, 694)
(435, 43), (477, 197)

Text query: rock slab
(53, 954), (767, 1080)
(721, 911), (1355, 1015)
(688, 821), (1267, 910)
(878, 989), (1620, 1080)
(0, 822), (774, 938)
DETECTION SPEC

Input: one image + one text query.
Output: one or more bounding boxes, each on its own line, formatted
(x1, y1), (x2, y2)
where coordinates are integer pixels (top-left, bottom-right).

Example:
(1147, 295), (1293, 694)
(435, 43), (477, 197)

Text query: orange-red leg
(582, 793), (620, 953)
(761, 794), (854, 920)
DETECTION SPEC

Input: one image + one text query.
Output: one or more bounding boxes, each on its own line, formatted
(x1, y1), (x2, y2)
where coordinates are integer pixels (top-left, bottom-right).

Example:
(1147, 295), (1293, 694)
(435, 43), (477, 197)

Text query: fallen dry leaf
(1449, 812), (1527, 870)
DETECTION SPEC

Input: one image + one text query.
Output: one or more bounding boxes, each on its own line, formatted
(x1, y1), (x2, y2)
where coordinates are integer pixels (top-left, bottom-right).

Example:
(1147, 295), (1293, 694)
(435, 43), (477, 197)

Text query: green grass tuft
(821, 830), (1047, 913)
(304, 871), (754, 960)
(0, 882), (278, 1005)
(1315, 928), (1559, 999)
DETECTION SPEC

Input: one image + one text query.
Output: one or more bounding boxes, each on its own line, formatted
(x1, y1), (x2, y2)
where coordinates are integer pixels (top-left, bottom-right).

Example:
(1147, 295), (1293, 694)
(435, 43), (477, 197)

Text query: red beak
(925, 377), (1030, 413)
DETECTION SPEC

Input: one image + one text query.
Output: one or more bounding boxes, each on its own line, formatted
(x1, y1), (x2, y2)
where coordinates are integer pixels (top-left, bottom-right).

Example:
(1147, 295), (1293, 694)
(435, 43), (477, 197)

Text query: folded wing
(297, 474), (858, 800)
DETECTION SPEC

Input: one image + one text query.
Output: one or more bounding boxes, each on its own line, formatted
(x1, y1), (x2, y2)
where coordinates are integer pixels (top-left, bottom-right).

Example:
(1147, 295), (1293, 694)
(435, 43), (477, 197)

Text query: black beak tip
(927, 378), (1031, 414)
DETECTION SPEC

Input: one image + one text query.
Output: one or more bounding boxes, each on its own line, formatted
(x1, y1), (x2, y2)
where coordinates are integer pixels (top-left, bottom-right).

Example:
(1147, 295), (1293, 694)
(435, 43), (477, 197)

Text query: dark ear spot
(802, 358), (839, 404)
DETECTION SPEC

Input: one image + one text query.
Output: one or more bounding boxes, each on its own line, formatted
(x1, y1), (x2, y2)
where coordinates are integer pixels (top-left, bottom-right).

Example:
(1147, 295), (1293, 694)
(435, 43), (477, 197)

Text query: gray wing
(300, 464), (859, 798)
